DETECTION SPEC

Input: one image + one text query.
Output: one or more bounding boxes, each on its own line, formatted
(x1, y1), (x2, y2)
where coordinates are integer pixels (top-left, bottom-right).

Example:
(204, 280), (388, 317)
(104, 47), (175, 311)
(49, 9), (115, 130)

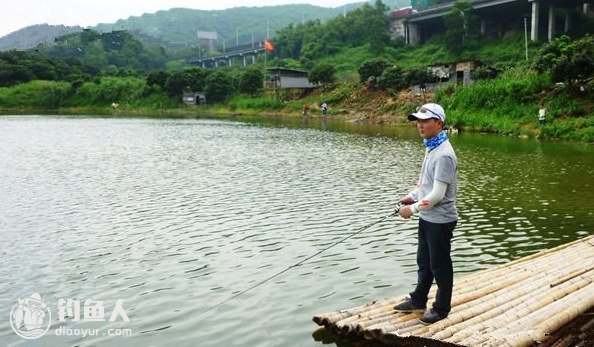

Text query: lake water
(0, 115), (592, 347)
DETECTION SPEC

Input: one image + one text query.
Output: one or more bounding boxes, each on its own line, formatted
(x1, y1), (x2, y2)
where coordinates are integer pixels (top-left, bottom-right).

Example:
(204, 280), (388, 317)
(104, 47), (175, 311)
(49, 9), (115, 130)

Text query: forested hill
(0, 24), (83, 51)
(92, 5), (361, 50)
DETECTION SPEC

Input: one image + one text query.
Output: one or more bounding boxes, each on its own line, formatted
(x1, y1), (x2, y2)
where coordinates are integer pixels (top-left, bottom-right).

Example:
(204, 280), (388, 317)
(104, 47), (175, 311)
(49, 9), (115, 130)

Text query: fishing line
(199, 206), (403, 315)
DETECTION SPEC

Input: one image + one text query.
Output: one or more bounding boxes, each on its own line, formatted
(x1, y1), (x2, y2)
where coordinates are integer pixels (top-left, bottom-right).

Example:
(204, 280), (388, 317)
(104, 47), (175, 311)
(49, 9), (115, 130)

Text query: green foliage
(45, 29), (167, 72)
(228, 95), (284, 110)
(358, 58), (392, 84)
(164, 68), (208, 96)
(443, 0), (480, 55)
(204, 70), (235, 103)
(273, 1), (391, 64)
(533, 35), (594, 91)
(378, 66), (406, 90)
(405, 67), (433, 87)
(0, 50), (94, 87)
(271, 58), (303, 69)
(0, 80), (72, 108)
(436, 68), (549, 111)
(239, 68), (264, 96)
(322, 81), (357, 104)
(146, 70), (169, 88)
(308, 63), (336, 89)
(69, 77), (146, 106)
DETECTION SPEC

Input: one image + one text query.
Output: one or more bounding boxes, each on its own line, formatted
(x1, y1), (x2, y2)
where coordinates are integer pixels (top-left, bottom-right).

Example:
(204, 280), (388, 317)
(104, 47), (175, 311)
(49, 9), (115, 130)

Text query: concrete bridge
(405, 0), (592, 45)
(188, 41), (267, 68)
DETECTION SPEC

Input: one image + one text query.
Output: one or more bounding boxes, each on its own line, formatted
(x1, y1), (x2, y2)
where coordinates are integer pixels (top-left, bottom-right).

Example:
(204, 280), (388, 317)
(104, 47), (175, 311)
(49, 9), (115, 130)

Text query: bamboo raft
(313, 235), (594, 347)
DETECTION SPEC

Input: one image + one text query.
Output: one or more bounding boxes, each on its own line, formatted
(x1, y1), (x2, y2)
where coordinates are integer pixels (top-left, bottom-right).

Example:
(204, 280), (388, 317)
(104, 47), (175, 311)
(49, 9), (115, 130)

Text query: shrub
(0, 80), (71, 109)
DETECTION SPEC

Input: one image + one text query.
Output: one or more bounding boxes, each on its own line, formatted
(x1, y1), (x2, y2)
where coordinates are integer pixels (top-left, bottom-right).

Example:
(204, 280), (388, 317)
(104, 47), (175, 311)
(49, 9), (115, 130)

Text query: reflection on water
(0, 116), (592, 346)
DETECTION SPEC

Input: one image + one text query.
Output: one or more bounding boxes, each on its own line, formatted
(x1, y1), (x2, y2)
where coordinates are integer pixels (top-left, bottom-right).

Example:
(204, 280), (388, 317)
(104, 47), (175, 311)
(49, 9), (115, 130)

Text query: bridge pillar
(243, 55), (247, 67)
(584, 3), (590, 14)
(407, 22), (420, 46)
(228, 58), (232, 67)
(530, 0), (540, 41)
(202, 61), (205, 69)
(565, 11), (571, 33)
(548, 5), (555, 42)
(215, 60), (218, 68)
(480, 19), (486, 35)
(252, 55), (256, 65)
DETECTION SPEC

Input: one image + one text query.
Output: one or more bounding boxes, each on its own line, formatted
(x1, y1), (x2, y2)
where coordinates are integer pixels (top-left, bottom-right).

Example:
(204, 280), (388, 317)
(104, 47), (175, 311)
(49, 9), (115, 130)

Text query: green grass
(228, 95), (284, 111)
(0, 80), (72, 108)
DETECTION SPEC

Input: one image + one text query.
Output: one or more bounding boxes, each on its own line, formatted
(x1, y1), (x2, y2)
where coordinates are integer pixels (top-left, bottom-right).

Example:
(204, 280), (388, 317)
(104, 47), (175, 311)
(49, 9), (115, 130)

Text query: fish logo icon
(10, 293), (52, 339)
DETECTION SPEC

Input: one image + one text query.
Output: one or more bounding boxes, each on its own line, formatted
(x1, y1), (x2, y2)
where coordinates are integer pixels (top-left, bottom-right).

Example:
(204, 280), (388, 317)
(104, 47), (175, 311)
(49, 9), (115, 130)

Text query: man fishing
(393, 103), (458, 325)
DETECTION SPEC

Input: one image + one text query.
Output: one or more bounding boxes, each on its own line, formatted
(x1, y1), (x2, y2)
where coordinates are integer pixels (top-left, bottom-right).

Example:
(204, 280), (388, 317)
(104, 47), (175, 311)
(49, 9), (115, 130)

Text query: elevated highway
(405, 0), (591, 45)
(188, 42), (267, 68)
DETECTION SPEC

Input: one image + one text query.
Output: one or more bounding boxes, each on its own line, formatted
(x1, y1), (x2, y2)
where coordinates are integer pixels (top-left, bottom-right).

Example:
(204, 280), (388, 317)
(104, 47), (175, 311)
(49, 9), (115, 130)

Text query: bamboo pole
(490, 235), (592, 269)
(457, 282), (594, 346)
(434, 252), (593, 342)
(363, 312), (422, 338)
(368, 316), (422, 339)
(442, 275), (592, 344)
(550, 265), (594, 287)
(312, 296), (401, 325)
(449, 269), (590, 339)
(494, 290), (594, 347)
(331, 298), (406, 332)
(441, 256), (593, 330)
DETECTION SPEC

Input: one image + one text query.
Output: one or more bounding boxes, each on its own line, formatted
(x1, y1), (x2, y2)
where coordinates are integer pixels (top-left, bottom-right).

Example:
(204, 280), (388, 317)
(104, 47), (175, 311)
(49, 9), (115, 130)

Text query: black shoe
(419, 310), (447, 325)
(393, 298), (426, 313)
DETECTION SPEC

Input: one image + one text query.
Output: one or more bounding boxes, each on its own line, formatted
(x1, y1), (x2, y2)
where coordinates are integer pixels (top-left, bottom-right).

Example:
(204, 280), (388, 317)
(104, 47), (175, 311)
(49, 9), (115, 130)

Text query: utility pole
(524, 18), (529, 61)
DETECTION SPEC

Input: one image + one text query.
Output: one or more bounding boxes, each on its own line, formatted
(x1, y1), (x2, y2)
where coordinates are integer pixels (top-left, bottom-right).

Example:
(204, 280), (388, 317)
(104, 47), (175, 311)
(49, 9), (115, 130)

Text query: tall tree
(308, 63), (336, 90)
(239, 68), (264, 96)
(443, 0), (478, 53)
(205, 70), (235, 103)
(533, 34), (594, 92)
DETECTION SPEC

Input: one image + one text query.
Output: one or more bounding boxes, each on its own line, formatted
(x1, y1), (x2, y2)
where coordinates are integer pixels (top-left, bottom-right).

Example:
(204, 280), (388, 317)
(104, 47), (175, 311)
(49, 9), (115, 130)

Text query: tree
(308, 63), (336, 90)
(444, 0), (478, 54)
(533, 34), (594, 92)
(378, 66), (406, 91)
(204, 70), (235, 103)
(405, 67), (432, 87)
(163, 68), (208, 96)
(368, 0), (391, 53)
(239, 68), (264, 96)
(146, 70), (169, 89)
(358, 58), (392, 85)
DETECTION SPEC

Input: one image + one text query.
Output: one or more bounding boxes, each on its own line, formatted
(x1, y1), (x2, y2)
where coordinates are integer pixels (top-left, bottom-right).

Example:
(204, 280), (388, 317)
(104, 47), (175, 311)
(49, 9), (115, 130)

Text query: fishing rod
(199, 204), (403, 315)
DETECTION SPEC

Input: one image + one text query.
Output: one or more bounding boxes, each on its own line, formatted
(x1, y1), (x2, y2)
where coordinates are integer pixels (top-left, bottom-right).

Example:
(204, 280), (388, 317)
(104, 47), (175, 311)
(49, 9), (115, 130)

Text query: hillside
(0, 24), (83, 51)
(92, 5), (360, 50)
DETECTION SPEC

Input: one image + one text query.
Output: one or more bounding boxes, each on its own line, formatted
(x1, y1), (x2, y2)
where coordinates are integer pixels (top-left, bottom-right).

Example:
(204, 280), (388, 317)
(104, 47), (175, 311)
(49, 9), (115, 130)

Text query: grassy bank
(1, 69), (593, 142)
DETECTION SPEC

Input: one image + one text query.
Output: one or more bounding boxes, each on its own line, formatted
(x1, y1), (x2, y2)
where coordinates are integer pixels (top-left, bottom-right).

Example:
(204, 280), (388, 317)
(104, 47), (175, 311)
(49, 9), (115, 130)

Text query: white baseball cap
(408, 103), (446, 122)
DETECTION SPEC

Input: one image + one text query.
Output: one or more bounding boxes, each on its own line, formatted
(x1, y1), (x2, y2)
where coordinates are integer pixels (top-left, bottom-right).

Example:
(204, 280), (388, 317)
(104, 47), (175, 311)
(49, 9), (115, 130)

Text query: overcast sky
(1, 0), (359, 38)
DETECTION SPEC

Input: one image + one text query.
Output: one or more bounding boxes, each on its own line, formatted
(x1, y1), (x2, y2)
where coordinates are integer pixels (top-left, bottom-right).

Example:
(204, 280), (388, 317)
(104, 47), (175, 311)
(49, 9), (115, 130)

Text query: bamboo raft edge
(312, 235), (594, 347)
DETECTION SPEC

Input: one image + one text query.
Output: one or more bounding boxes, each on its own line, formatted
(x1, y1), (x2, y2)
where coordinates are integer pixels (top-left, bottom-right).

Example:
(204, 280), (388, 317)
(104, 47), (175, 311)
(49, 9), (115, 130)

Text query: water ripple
(0, 117), (592, 346)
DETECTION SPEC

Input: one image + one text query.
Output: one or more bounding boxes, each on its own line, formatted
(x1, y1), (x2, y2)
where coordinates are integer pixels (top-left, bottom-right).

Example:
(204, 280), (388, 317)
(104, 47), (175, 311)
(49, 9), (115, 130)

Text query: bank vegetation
(1, 0), (593, 142)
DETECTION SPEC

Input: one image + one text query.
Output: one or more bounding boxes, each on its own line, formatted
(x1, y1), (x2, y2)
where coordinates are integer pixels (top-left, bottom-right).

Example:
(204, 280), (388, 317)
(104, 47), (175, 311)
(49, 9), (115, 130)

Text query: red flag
(264, 39), (275, 51)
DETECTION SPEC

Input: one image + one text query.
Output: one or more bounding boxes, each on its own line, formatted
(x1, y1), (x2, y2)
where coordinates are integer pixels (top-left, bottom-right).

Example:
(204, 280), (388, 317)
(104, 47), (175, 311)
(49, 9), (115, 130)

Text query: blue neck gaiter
(424, 130), (448, 151)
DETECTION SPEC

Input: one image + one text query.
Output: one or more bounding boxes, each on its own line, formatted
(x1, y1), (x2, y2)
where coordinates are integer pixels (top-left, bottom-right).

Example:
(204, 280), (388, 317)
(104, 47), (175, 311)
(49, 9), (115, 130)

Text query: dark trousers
(410, 218), (457, 316)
